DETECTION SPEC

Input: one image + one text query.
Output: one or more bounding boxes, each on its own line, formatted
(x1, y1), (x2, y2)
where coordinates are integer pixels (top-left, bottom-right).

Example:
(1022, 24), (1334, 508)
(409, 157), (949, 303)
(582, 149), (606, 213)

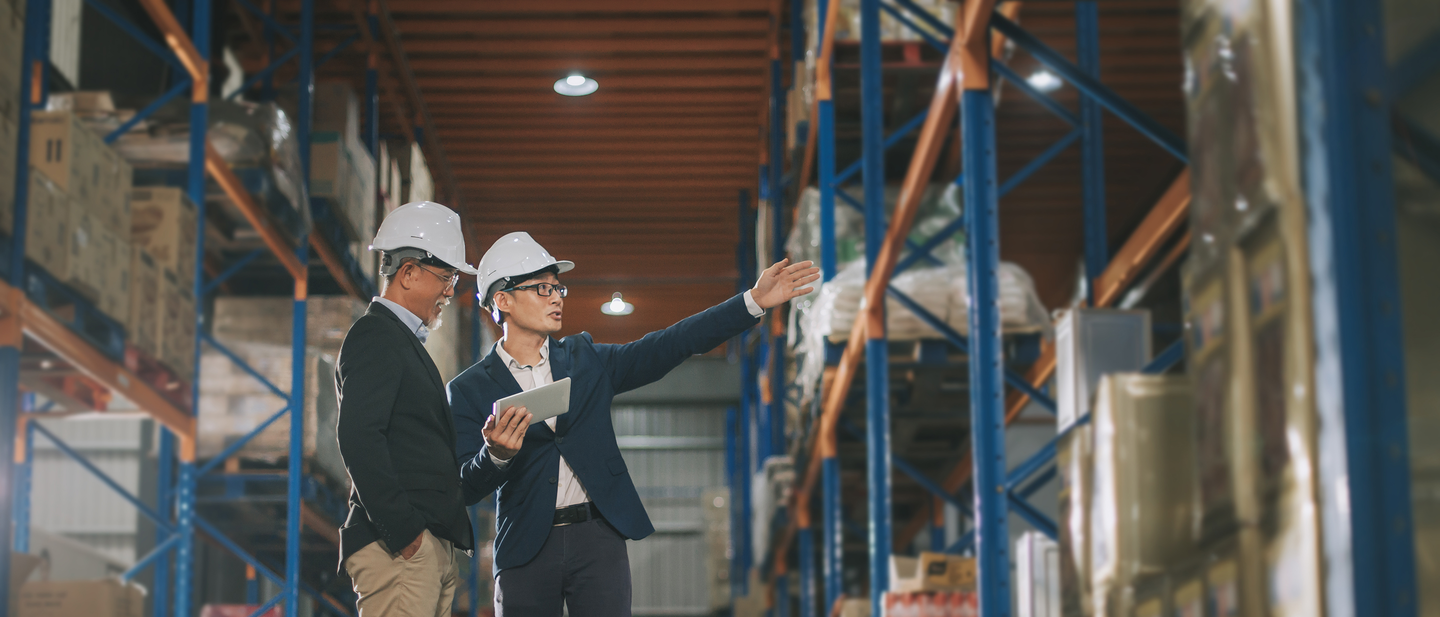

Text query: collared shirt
(488, 290), (767, 510)
(373, 297), (430, 343)
(491, 336), (594, 509)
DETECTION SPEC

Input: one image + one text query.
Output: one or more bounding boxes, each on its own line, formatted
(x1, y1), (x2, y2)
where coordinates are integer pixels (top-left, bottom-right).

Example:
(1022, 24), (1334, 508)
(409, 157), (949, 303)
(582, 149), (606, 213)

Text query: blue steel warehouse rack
(731, 0), (1434, 616)
(0, 0), (464, 614)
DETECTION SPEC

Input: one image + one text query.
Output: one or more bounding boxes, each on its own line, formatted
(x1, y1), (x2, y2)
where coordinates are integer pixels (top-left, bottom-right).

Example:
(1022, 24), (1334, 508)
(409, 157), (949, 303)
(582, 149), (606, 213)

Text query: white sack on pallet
(794, 256), (1050, 399)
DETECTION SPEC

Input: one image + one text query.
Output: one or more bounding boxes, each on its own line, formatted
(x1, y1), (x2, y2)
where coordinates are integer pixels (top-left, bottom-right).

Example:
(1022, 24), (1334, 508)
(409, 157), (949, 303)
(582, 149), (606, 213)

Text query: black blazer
(335, 301), (472, 563)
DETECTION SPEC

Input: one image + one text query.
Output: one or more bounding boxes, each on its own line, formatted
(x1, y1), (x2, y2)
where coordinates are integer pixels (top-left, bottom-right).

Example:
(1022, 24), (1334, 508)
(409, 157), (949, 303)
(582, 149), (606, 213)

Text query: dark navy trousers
(494, 518), (632, 617)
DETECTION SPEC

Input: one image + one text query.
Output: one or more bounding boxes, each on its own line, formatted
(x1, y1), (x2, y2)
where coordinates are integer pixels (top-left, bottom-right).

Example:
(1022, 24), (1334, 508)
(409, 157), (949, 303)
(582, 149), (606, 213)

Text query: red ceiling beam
(407, 56), (767, 74)
(404, 37), (768, 55)
(415, 74), (766, 92)
(442, 126), (758, 141)
(395, 16), (769, 35)
(385, 0), (770, 13)
(424, 90), (762, 105)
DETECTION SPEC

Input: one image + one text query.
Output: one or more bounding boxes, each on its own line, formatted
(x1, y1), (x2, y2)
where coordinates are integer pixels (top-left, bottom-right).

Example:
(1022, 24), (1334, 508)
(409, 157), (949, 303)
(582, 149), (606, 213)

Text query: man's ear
(493, 291), (511, 314)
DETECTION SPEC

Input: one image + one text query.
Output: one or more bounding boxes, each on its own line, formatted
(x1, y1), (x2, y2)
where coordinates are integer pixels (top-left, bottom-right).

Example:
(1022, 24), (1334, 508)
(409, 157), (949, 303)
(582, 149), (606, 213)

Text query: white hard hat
(477, 232), (574, 311)
(369, 201), (479, 275)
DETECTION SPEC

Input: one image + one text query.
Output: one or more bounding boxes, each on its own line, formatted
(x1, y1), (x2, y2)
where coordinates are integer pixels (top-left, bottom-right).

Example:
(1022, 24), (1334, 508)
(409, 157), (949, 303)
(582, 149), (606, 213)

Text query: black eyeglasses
(503, 282), (568, 298)
(414, 263), (460, 290)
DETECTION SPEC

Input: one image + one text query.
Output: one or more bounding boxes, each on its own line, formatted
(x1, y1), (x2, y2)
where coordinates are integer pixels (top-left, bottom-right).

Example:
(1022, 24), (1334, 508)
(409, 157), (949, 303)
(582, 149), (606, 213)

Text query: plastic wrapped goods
(211, 295), (366, 358)
(1182, 260), (1236, 541)
(107, 99), (310, 237)
(786, 184), (966, 273)
(197, 342), (346, 489)
(1057, 424), (1094, 617)
(1088, 374), (1200, 615)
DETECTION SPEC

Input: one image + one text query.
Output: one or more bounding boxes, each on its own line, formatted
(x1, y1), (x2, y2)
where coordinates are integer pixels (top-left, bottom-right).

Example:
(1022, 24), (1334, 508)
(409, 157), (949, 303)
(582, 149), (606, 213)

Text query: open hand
(483, 406), (531, 461)
(751, 259), (821, 309)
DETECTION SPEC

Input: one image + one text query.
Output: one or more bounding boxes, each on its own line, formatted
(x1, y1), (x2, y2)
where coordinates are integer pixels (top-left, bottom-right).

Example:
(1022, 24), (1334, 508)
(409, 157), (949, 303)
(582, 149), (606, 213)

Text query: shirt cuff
(488, 452), (511, 469)
(742, 290), (765, 318)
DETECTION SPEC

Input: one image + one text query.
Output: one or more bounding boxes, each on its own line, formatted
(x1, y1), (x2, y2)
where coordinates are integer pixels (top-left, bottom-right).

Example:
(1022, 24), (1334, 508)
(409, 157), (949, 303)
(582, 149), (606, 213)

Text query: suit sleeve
(593, 293), (761, 394)
(335, 319), (428, 551)
(450, 379), (512, 505)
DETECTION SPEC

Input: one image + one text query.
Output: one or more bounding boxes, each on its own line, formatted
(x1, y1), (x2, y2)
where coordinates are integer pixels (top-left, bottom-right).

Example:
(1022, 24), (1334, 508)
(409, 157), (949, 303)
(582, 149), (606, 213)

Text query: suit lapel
(482, 347), (524, 398)
(369, 302), (454, 434)
(549, 338), (574, 436)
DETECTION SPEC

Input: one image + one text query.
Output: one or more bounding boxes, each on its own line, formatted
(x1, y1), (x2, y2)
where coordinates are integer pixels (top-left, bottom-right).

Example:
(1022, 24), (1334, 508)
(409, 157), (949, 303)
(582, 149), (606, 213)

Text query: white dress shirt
(488, 290), (767, 511)
(373, 297), (430, 343)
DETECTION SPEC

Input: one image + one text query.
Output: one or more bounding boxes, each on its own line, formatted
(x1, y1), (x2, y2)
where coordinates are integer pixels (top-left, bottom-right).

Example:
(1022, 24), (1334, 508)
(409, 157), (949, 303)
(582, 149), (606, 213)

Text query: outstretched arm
(597, 259), (820, 393)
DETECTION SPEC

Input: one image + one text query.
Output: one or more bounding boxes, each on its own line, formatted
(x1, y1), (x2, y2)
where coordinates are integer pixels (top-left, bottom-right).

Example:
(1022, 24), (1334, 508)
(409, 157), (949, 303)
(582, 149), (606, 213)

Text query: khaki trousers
(345, 530), (458, 617)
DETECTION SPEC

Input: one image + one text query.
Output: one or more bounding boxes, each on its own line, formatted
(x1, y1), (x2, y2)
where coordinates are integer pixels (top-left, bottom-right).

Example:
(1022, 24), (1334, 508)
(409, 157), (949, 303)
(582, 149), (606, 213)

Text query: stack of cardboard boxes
(883, 553), (979, 616)
(129, 186), (198, 380)
(26, 106), (135, 328)
(0, 0), (20, 229)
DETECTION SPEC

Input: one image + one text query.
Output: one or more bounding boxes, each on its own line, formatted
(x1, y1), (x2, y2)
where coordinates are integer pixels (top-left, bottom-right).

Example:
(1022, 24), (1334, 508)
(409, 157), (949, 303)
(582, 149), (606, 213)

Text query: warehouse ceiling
(233, 0), (1186, 343)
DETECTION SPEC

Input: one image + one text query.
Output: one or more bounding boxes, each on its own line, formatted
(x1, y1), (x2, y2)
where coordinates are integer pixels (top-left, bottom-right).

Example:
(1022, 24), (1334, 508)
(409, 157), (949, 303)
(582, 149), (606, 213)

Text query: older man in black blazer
(336, 202), (492, 616)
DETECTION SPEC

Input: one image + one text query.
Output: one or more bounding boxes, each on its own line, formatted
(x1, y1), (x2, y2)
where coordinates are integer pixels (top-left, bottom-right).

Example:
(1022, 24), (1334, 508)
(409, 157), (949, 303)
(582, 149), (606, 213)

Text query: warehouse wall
(613, 357), (740, 617)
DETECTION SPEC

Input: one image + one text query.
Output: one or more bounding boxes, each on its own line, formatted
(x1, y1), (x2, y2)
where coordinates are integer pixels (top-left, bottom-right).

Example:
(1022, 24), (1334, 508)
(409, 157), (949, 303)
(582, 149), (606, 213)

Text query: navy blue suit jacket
(447, 293), (759, 572)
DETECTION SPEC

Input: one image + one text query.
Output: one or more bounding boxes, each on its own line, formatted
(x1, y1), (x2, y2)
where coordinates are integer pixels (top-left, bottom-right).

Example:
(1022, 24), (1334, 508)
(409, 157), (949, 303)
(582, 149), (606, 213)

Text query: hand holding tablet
(493, 377), (572, 425)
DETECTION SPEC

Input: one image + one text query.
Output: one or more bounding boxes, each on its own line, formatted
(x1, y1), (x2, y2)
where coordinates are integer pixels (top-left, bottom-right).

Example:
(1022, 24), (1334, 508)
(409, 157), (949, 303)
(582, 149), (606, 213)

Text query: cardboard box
(16, 579), (144, 617)
(127, 247), (161, 357)
(64, 209), (104, 301)
(10, 552), (44, 616)
(25, 170), (73, 281)
(211, 295), (366, 356)
(30, 110), (102, 202)
(158, 268), (196, 381)
(887, 553), (979, 593)
(313, 81), (359, 143)
(93, 140), (132, 232)
(97, 232), (131, 325)
(0, 116), (16, 231)
(0, 0), (21, 126)
(889, 553), (976, 593)
(29, 109), (131, 231)
(130, 187), (198, 280)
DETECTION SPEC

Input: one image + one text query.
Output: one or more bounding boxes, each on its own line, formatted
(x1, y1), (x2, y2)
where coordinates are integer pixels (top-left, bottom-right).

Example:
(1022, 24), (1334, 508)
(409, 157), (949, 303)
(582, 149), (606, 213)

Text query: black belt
(553, 502), (603, 526)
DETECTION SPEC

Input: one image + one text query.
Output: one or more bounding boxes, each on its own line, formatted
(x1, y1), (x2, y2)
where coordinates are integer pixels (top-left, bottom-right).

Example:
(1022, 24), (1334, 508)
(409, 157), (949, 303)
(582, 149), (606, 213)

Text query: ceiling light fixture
(1026, 69), (1062, 93)
(601, 292), (634, 316)
(554, 74), (599, 97)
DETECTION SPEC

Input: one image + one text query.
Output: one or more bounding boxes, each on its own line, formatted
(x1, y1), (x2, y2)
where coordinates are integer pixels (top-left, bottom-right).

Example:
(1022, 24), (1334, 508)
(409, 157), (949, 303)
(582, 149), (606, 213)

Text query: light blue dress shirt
(373, 297), (430, 343)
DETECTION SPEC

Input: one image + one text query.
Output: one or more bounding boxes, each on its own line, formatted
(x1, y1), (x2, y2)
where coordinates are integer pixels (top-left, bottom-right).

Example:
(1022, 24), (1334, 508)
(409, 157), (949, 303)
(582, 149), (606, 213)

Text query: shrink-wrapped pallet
(197, 341), (346, 489)
(1089, 374), (1199, 616)
(1057, 424), (1093, 617)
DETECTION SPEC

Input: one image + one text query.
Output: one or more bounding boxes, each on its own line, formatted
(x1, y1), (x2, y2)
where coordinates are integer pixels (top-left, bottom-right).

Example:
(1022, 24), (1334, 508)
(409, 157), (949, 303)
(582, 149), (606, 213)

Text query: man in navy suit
(447, 232), (818, 617)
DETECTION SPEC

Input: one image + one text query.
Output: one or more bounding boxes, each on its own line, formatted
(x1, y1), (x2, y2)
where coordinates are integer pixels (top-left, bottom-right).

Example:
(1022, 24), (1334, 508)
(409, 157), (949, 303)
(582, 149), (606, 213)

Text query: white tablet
(493, 377), (572, 425)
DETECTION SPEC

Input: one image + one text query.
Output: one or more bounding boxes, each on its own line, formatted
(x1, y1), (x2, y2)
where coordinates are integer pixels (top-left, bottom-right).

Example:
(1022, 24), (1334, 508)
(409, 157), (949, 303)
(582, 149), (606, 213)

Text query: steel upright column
(962, 31), (1013, 617)
(1296, 0), (1417, 614)
(798, 527), (815, 617)
(814, 0), (843, 610)
(286, 0), (315, 614)
(1, 0), (47, 608)
(1076, 2), (1107, 299)
(172, 0), (211, 612)
(859, 0), (891, 615)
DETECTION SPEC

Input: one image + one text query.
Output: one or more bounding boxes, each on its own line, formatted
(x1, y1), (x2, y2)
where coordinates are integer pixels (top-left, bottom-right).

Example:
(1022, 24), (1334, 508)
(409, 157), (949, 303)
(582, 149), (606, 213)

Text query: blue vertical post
(364, 51), (379, 156)
(1, 0), (47, 605)
(174, 0), (211, 613)
(1076, 2), (1106, 300)
(727, 407), (743, 600)
(963, 85), (1013, 616)
(777, 572), (790, 617)
(818, 94), (837, 281)
(1296, 0), (1417, 614)
(287, 0), (315, 614)
(821, 456), (842, 611)
(153, 433), (173, 617)
(798, 528), (815, 617)
(859, 0), (890, 615)
(767, 30), (788, 461)
(12, 421), (33, 553)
